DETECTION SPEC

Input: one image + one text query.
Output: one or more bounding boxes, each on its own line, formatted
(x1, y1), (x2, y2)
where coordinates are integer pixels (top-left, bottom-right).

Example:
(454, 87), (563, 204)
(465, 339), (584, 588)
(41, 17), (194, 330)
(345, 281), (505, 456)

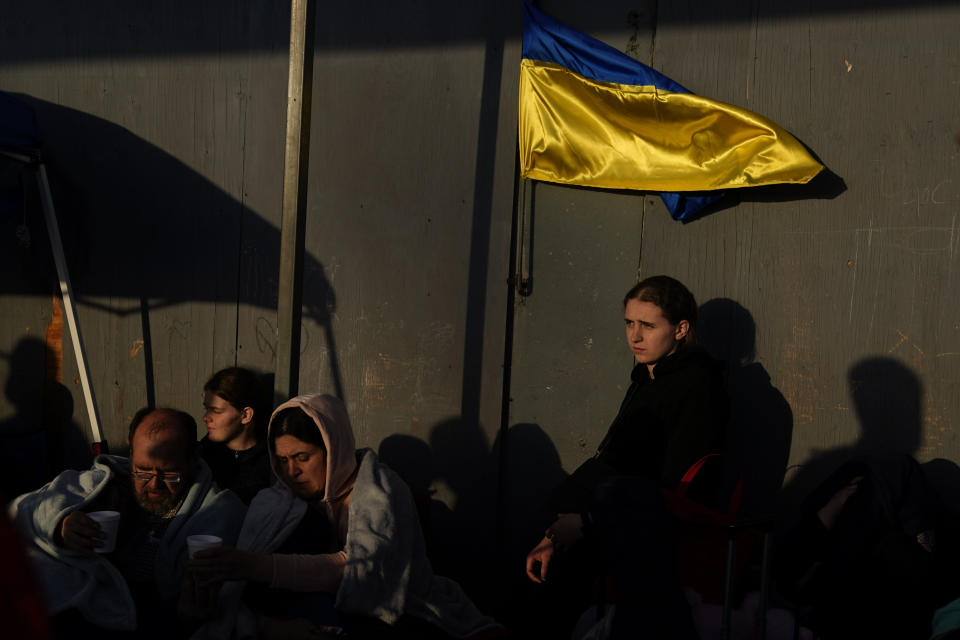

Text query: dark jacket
(199, 437), (273, 505)
(551, 346), (727, 513)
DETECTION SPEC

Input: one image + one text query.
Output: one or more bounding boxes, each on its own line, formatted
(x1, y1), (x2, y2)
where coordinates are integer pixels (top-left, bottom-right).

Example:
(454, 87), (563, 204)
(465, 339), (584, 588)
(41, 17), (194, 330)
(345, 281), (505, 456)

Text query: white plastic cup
(187, 534), (223, 558)
(87, 510), (121, 553)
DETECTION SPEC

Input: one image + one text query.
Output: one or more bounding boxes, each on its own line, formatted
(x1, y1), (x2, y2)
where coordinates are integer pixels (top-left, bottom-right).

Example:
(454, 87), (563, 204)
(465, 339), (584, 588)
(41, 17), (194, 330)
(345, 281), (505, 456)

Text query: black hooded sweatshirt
(551, 346), (728, 513)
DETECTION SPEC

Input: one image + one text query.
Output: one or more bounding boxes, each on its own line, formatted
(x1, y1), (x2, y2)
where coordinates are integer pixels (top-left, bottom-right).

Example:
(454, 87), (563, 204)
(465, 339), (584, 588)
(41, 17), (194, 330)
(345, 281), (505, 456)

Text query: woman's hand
(525, 514), (584, 583)
(525, 535), (555, 583)
(188, 546), (271, 586)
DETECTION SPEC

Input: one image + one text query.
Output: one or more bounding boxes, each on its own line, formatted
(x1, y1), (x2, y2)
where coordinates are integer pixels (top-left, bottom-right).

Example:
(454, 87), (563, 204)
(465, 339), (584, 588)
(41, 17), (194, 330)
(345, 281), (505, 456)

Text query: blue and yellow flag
(519, 3), (823, 220)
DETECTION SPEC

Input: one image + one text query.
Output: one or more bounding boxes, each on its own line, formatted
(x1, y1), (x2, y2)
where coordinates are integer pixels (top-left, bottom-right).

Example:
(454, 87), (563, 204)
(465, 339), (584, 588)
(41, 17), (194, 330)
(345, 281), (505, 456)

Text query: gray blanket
(199, 449), (498, 639)
(339, 449), (498, 638)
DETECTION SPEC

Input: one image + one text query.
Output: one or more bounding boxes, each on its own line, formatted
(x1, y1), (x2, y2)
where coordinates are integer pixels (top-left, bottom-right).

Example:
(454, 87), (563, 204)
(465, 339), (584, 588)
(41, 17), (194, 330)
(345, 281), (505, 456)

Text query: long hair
(203, 367), (267, 436)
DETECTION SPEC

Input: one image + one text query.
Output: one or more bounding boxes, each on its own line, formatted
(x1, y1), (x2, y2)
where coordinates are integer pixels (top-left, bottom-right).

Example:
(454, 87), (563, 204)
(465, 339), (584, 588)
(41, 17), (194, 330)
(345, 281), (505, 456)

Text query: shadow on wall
(1, 95), (344, 415)
(0, 0), (950, 64)
(492, 423), (568, 570)
(379, 418), (495, 604)
(679, 166), (848, 223)
(921, 457), (960, 525)
(377, 433), (443, 551)
(490, 420), (568, 628)
(698, 298), (794, 517)
(377, 420), (567, 617)
(0, 337), (90, 501)
(778, 356), (923, 524)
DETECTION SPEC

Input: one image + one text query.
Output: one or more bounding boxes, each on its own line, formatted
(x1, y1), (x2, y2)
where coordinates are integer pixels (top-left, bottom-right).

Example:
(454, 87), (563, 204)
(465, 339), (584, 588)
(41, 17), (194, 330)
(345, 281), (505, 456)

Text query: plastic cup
(87, 510), (121, 553)
(187, 534), (223, 558)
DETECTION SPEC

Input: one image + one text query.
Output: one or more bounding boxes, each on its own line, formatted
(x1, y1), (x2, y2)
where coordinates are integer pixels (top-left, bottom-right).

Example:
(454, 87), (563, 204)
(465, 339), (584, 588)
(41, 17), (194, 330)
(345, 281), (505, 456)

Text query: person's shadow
(0, 336), (90, 501)
(377, 419), (568, 620)
(490, 422), (568, 628)
(492, 422), (568, 573)
(377, 433), (451, 556)
(698, 298), (793, 516)
(777, 356), (923, 524)
(425, 418), (498, 601)
(376, 419), (495, 609)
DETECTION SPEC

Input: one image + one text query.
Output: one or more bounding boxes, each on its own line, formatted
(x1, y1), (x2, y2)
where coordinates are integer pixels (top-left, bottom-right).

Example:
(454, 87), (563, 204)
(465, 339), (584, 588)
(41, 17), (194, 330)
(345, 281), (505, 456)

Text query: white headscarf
(267, 394), (358, 542)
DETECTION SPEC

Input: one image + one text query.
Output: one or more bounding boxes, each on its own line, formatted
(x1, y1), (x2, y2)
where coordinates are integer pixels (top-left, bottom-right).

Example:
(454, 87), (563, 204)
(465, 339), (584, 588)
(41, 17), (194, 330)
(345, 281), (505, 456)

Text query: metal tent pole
(276, 0), (316, 400)
(35, 163), (105, 453)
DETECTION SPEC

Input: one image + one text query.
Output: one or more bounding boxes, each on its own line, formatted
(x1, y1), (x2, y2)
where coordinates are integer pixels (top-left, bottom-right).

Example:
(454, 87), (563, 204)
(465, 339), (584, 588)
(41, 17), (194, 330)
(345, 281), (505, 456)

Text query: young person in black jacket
(199, 367), (273, 504)
(524, 275), (727, 639)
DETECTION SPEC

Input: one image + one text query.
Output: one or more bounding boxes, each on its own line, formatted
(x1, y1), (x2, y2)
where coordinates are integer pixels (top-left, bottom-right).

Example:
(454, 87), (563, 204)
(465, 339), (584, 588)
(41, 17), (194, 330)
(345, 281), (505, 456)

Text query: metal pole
(722, 528), (737, 640)
(276, 0), (316, 399)
(36, 164), (105, 453)
(758, 531), (772, 640)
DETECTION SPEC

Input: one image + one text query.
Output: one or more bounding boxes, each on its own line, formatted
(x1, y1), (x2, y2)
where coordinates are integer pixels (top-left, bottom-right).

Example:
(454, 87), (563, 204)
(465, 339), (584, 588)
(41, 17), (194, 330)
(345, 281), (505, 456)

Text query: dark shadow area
(0, 150), (57, 293)
(925, 458), (960, 635)
(921, 458), (960, 605)
(0, 337), (90, 502)
(378, 434), (436, 499)
(773, 453), (957, 639)
(1, 0), (291, 62)
(740, 168), (847, 203)
(1, 94), (345, 421)
(491, 422), (568, 627)
(685, 167), (848, 222)
(698, 298), (794, 516)
(494, 422), (567, 570)
(376, 419), (567, 621)
(534, 164), (845, 225)
(681, 156), (848, 220)
(376, 422), (495, 609)
(922, 458), (960, 523)
(778, 356), (923, 526)
(460, 5), (506, 428)
(682, 166), (848, 224)
(0, 0), (952, 63)
(427, 418), (497, 604)
(377, 433), (450, 555)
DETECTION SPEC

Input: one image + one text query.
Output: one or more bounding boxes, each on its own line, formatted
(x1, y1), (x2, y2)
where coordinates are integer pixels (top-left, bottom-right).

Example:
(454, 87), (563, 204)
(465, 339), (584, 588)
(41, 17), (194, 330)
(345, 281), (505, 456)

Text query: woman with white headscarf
(188, 394), (498, 640)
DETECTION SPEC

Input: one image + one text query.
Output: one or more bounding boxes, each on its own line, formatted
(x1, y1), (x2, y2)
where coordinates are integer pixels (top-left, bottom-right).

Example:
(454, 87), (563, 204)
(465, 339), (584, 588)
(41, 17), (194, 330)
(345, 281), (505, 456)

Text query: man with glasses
(10, 407), (246, 636)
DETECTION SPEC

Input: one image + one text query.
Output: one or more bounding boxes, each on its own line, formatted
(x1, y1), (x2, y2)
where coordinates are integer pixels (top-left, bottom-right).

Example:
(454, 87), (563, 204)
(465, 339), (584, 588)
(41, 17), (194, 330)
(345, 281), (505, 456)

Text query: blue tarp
(0, 92), (40, 154)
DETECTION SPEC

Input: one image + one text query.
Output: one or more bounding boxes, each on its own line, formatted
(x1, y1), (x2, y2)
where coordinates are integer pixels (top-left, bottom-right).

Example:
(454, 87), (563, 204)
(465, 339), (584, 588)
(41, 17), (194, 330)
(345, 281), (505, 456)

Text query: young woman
(524, 275), (728, 639)
(199, 367), (272, 504)
(188, 394), (498, 639)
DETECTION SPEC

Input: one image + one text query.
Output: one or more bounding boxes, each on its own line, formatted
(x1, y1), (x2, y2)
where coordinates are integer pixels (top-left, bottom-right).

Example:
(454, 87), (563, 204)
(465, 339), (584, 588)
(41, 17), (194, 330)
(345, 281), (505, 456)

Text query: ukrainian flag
(519, 3), (824, 220)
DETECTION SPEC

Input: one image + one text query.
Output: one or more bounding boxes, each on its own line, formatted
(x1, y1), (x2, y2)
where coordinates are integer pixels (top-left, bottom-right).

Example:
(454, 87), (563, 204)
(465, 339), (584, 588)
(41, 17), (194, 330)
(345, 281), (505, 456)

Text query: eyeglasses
(132, 470), (182, 485)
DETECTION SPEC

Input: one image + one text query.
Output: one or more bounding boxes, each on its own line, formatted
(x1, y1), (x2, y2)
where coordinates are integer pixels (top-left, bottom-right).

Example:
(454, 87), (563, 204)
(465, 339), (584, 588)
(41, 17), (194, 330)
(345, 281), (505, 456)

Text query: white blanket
(200, 449), (498, 639)
(339, 449), (498, 638)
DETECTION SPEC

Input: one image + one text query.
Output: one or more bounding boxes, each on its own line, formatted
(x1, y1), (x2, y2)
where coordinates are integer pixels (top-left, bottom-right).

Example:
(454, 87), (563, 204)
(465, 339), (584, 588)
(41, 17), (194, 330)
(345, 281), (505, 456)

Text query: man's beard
(133, 484), (186, 517)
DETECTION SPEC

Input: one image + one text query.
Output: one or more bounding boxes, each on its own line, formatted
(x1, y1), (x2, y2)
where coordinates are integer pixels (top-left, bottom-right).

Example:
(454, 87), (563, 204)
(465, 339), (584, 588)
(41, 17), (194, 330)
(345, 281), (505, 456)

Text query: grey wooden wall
(647, 0), (960, 512)
(0, 1), (291, 495)
(1, 0), (959, 609)
(506, 0), (960, 539)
